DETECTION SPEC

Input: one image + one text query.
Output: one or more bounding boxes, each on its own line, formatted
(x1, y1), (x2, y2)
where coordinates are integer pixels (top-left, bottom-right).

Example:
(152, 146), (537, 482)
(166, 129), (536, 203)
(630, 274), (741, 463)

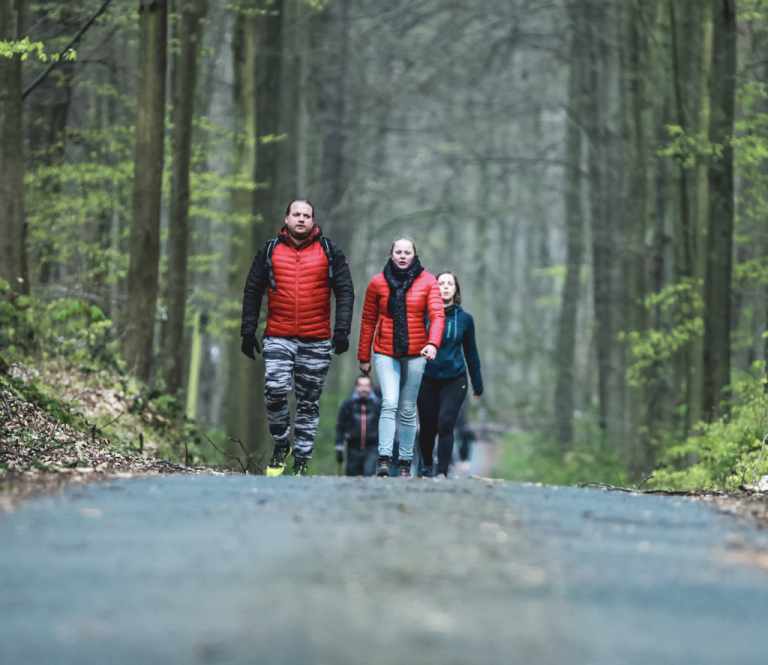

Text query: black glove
(335, 445), (344, 464)
(241, 334), (260, 360)
(332, 331), (349, 355)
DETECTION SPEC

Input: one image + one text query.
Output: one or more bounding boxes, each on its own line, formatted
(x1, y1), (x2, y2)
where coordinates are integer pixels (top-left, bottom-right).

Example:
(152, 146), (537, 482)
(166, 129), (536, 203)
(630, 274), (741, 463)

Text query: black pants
(346, 445), (378, 476)
(417, 374), (468, 475)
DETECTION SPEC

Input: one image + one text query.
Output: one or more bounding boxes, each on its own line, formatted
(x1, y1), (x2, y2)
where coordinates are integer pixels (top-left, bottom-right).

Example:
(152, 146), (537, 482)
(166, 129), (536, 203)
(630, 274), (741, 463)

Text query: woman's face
(391, 239), (415, 269)
(438, 274), (456, 303)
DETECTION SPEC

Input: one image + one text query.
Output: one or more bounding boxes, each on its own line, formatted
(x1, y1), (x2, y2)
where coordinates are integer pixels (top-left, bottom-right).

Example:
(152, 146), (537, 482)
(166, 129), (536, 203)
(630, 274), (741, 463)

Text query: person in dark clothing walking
(417, 272), (483, 478)
(240, 199), (354, 476)
(335, 375), (381, 476)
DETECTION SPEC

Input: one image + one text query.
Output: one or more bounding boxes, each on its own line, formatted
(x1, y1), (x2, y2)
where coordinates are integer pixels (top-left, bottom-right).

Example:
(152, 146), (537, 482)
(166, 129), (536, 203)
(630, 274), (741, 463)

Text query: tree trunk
(123, 0), (168, 381)
(317, 0), (351, 239)
(0, 0), (29, 298)
(687, 0), (713, 429)
(248, 0), (284, 456)
(316, 0), (352, 397)
(163, 0), (208, 397)
(554, 6), (586, 449)
(584, 1), (613, 433)
(703, 0), (736, 418)
(226, 0), (258, 453)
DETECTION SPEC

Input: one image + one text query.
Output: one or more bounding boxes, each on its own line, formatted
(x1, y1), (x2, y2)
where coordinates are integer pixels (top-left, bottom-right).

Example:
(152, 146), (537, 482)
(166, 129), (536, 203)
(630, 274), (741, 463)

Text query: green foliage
(490, 427), (626, 487)
(620, 280), (703, 387)
(25, 105), (263, 341)
(0, 284), (115, 367)
(0, 38), (76, 62)
(659, 125), (722, 169)
(652, 366), (768, 490)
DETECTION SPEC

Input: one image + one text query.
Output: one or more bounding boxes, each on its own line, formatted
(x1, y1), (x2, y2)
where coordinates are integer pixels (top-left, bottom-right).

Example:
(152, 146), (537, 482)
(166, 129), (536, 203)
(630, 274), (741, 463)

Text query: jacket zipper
(361, 403), (366, 449)
(295, 249), (300, 335)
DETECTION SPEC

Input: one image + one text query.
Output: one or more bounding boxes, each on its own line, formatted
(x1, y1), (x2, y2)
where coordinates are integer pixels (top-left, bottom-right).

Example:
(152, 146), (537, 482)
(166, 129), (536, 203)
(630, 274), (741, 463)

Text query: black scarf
(383, 257), (424, 354)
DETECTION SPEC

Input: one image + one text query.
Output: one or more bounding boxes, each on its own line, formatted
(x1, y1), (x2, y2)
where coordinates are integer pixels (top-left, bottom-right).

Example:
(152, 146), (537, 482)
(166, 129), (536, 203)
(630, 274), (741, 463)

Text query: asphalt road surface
(2, 476), (768, 665)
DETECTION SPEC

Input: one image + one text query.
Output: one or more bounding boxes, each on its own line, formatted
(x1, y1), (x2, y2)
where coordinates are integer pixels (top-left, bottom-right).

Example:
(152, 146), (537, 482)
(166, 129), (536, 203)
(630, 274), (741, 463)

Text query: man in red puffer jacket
(240, 199), (354, 477)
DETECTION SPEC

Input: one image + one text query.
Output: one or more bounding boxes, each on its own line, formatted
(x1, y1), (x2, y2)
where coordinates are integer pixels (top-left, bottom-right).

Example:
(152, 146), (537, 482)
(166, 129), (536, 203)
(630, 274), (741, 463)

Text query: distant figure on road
(417, 272), (483, 478)
(454, 396), (477, 476)
(335, 375), (381, 476)
(358, 236), (445, 477)
(240, 199), (354, 476)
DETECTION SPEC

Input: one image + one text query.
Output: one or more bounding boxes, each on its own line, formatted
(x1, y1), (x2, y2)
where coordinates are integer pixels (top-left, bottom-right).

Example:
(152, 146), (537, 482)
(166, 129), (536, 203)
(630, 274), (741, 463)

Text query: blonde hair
(390, 235), (417, 256)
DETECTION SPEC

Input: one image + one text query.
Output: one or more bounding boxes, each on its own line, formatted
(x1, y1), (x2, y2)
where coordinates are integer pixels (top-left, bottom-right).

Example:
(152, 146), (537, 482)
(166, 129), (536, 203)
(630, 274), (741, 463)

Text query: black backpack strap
(267, 236), (334, 293)
(265, 239), (278, 293)
(320, 236), (334, 284)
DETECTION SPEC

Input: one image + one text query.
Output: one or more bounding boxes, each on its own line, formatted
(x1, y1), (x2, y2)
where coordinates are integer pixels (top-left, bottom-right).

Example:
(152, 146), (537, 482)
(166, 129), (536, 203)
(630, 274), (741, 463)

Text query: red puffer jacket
(266, 226), (333, 338)
(358, 270), (445, 361)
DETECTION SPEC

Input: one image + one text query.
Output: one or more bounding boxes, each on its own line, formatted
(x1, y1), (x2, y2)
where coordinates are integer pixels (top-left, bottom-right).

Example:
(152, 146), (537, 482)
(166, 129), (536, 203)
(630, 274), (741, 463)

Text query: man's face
(285, 201), (315, 241)
(356, 378), (372, 399)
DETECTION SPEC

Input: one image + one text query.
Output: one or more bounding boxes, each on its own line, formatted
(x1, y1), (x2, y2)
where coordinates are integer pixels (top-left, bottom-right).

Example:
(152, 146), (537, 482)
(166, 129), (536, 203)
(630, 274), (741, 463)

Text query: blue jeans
(374, 353), (427, 460)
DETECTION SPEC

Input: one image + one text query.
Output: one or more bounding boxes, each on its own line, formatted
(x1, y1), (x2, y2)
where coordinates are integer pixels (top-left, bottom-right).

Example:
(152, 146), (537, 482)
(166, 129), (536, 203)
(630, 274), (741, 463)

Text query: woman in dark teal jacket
(417, 272), (483, 477)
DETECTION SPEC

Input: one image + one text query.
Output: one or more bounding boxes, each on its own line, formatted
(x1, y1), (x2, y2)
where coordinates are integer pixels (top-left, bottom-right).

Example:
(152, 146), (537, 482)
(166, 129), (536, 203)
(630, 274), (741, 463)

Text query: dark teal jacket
(424, 305), (483, 395)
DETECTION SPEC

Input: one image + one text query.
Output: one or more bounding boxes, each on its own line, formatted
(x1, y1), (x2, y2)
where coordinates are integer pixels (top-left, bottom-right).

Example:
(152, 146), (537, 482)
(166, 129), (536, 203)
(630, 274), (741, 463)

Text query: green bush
(651, 365), (768, 490)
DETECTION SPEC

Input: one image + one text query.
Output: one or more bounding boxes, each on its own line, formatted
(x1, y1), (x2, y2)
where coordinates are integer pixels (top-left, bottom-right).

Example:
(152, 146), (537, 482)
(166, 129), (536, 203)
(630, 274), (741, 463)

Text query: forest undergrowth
(491, 367), (768, 494)
(0, 282), (246, 490)
(4, 280), (768, 494)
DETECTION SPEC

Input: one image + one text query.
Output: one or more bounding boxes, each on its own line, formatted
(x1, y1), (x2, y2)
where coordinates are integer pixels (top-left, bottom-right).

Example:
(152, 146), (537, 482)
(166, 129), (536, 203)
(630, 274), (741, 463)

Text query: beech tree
(123, 0), (168, 381)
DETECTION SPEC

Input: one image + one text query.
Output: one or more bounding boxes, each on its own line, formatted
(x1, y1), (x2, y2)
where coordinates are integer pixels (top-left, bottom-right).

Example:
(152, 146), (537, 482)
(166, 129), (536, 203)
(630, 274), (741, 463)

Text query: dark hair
(436, 271), (461, 305)
(285, 199), (315, 217)
(355, 374), (372, 386)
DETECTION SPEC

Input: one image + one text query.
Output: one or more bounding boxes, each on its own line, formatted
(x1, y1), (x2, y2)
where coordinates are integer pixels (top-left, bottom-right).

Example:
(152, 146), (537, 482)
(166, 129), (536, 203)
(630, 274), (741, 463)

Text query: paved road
(2, 476), (767, 665)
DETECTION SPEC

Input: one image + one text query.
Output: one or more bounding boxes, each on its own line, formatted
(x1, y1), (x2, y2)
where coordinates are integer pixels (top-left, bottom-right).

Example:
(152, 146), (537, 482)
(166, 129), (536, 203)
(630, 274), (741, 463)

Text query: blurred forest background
(2, 0), (768, 487)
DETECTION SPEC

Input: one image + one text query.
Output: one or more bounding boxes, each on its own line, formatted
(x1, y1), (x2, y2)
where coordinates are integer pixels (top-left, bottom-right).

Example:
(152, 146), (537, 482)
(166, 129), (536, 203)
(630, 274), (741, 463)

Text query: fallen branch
(576, 481), (700, 496)
(34, 419), (61, 449)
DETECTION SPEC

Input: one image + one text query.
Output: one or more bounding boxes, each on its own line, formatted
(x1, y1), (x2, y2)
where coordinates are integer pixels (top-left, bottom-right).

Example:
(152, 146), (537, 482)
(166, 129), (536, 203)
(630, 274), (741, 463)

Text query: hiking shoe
(292, 458), (308, 476)
(419, 464), (433, 478)
(266, 445), (291, 477)
(435, 473), (447, 479)
(376, 455), (392, 477)
(397, 460), (411, 477)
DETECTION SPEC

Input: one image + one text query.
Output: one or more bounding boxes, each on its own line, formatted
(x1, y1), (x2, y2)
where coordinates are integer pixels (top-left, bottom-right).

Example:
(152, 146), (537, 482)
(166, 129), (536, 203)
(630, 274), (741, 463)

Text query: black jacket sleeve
(335, 399), (352, 446)
(462, 314), (484, 395)
(328, 240), (355, 334)
(240, 243), (270, 337)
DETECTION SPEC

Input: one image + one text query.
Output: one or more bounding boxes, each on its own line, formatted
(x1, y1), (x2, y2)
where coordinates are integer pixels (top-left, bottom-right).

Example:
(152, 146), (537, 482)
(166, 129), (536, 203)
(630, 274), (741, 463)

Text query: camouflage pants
(263, 337), (333, 459)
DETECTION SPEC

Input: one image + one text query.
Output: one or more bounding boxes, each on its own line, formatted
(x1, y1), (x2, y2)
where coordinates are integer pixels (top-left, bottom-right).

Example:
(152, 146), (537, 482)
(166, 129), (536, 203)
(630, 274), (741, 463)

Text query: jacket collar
(279, 224), (322, 250)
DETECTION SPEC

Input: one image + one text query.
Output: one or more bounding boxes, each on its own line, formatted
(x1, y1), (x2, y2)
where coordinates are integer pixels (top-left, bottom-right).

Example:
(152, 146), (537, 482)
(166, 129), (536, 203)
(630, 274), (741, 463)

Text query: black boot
(376, 455), (392, 477)
(397, 459), (411, 477)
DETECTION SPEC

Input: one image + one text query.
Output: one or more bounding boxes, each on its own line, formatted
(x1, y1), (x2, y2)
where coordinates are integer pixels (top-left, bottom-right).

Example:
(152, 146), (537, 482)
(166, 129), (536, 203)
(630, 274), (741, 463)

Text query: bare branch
(95, 411), (125, 434)
(204, 433), (246, 473)
(0, 386), (16, 423)
(751, 434), (768, 485)
(22, 0), (114, 101)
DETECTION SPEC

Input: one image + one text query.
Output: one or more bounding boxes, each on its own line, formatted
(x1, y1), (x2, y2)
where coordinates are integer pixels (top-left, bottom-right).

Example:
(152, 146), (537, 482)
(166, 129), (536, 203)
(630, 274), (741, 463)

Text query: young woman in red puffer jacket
(358, 236), (445, 477)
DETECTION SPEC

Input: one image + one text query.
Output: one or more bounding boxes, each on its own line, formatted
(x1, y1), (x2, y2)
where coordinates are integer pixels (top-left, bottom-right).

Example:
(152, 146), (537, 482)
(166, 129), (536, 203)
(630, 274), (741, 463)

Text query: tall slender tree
(123, 0), (168, 381)
(163, 0), (209, 396)
(703, 0), (736, 418)
(554, 5), (586, 448)
(226, 0), (258, 451)
(0, 0), (29, 298)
